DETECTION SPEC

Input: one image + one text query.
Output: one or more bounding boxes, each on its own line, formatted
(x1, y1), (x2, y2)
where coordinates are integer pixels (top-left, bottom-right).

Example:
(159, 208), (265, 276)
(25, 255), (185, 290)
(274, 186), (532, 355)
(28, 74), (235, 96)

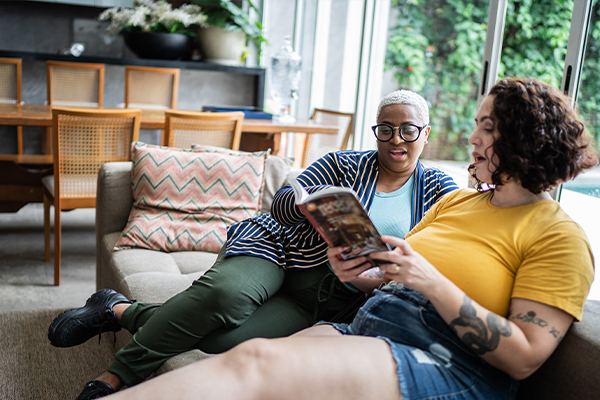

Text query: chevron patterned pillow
(114, 142), (268, 253)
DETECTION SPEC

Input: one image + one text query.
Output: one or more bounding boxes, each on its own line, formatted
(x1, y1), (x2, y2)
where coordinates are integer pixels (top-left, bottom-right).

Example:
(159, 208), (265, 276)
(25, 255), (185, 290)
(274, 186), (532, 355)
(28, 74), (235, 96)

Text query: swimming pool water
(562, 180), (600, 199)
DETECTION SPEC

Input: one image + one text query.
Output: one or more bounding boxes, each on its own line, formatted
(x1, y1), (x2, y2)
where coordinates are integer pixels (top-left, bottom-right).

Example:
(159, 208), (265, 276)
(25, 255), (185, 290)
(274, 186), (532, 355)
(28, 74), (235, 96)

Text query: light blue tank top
(370, 172), (415, 239)
(328, 172), (415, 294)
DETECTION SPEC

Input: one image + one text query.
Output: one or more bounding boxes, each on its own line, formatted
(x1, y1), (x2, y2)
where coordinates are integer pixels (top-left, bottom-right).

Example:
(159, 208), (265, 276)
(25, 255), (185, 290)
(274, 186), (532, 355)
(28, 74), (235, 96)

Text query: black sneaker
(75, 381), (115, 400)
(48, 288), (132, 348)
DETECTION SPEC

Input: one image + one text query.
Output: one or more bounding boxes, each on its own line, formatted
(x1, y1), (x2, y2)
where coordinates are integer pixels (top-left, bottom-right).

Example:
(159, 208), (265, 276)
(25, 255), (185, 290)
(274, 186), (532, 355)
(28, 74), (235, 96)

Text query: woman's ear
(424, 125), (431, 143)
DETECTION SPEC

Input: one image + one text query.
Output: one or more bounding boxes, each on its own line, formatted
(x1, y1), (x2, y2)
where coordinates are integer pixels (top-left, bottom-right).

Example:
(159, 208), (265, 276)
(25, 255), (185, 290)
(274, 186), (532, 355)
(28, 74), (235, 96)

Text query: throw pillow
(114, 142), (268, 253)
(191, 145), (294, 214)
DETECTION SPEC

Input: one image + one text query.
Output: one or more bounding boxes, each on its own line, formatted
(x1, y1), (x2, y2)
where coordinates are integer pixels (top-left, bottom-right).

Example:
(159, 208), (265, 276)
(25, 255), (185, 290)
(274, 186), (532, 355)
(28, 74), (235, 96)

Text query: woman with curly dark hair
(106, 77), (597, 400)
(471, 77), (597, 193)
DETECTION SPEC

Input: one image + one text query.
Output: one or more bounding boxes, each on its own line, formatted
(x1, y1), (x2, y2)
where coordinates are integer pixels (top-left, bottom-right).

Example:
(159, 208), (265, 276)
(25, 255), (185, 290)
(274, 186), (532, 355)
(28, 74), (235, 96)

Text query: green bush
(386, 0), (599, 160)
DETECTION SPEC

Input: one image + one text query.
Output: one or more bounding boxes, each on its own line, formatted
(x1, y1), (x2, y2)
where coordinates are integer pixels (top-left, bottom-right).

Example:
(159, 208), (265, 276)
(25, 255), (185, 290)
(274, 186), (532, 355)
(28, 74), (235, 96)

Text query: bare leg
(113, 303), (130, 324)
(103, 325), (341, 393)
(105, 332), (402, 400)
(291, 323), (343, 337)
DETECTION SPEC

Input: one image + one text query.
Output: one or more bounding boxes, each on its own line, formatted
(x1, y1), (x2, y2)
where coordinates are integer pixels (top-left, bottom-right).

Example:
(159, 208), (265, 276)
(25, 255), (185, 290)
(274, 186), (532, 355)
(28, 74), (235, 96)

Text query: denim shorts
(323, 283), (519, 400)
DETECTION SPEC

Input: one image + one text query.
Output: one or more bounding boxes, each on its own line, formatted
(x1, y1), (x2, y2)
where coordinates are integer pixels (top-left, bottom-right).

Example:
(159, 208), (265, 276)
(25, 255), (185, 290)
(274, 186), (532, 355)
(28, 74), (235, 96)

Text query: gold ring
(394, 265), (400, 273)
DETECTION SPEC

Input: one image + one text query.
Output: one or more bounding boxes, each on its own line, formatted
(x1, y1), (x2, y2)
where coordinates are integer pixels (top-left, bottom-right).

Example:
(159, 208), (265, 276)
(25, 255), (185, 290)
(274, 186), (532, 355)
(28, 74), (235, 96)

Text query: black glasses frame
(371, 123), (428, 143)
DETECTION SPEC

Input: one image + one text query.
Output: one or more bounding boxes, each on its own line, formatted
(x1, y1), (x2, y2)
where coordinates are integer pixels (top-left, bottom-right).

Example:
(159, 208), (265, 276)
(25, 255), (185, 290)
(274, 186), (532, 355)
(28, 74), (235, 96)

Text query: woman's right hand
(327, 247), (386, 293)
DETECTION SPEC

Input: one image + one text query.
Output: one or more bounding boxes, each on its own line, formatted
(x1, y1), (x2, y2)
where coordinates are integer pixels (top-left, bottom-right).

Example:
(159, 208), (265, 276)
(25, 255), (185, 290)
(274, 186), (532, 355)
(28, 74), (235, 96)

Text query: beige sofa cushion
(102, 232), (218, 303)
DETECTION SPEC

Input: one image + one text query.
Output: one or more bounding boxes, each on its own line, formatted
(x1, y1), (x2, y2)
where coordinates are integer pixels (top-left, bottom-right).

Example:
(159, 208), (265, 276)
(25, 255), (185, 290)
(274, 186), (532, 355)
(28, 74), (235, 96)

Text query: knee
(187, 277), (249, 314)
(201, 282), (251, 313)
(224, 338), (284, 379)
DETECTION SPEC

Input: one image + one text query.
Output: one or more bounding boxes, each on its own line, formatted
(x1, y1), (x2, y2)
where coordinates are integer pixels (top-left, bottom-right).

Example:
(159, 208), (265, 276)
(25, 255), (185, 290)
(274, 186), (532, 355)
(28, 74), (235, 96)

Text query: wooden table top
(0, 154), (53, 165)
(0, 104), (339, 134)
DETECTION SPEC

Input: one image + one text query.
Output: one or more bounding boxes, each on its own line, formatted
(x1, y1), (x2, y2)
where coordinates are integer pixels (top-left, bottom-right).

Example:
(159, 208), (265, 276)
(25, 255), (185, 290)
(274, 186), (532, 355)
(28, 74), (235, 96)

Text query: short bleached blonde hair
(376, 90), (429, 125)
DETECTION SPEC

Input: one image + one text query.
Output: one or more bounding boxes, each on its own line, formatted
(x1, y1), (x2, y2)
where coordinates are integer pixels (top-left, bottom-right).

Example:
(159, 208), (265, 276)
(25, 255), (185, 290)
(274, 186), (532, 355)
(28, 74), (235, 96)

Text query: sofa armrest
(516, 300), (600, 399)
(96, 162), (133, 288)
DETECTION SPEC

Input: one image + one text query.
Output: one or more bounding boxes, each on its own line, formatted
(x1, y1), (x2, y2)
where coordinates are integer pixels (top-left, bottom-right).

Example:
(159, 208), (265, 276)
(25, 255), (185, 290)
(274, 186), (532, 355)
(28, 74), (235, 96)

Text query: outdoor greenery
(386, 0), (600, 161)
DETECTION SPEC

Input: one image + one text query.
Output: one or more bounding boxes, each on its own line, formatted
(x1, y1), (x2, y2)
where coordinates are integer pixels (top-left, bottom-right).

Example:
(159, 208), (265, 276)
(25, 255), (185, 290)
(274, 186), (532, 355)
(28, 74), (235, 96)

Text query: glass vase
(270, 36), (302, 123)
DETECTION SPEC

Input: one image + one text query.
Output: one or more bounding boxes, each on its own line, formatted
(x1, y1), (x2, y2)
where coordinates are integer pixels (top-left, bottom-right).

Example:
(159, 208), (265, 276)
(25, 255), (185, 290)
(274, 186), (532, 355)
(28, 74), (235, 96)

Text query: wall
(0, 1), (258, 153)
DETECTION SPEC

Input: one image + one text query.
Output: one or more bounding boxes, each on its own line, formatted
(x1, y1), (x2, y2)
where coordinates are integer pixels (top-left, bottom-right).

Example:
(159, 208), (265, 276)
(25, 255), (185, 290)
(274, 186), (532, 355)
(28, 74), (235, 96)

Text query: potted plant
(192, 0), (267, 65)
(99, 0), (207, 60)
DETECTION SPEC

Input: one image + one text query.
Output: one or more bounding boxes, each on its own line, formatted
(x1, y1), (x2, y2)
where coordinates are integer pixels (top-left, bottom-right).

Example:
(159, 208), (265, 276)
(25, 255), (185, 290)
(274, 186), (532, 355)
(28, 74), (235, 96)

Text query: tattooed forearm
(511, 311), (564, 343)
(449, 296), (512, 355)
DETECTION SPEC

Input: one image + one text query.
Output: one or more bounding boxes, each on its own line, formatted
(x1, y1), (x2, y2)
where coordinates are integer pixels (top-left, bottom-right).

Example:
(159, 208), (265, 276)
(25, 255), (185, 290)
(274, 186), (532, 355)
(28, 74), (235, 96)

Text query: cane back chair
(43, 107), (140, 285)
(163, 110), (244, 150)
(0, 58), (23, 154)
(45, 61), (105, 153)
(125, 65), (180, 110)
(302, 109), (354, 168)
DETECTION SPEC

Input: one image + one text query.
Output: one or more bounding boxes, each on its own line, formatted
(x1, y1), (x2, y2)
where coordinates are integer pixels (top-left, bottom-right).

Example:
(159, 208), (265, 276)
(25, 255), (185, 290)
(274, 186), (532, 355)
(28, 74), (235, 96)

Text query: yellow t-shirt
(405, 189), (595, 320)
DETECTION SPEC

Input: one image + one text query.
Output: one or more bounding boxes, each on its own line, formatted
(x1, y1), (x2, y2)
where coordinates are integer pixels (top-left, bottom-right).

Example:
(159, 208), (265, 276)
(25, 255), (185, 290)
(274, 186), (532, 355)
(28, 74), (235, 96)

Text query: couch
(96, 161), (600, 399)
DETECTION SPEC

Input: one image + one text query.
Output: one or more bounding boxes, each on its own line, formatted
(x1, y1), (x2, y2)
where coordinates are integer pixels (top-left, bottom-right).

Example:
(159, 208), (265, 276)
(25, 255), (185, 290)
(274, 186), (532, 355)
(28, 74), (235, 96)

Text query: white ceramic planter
(197, 26), (247, 65)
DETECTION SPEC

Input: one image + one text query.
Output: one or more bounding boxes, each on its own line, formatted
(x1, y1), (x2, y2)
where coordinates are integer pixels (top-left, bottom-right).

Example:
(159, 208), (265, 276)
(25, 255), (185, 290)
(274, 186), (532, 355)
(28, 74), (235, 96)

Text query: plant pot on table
(197, 26), (247, 65)
(123, 31), (194, 60)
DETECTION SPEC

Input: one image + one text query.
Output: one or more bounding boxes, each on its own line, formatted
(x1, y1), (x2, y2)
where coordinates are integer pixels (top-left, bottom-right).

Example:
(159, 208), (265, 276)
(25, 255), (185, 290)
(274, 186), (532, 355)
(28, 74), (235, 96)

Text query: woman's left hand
(371, 236), (447, 296)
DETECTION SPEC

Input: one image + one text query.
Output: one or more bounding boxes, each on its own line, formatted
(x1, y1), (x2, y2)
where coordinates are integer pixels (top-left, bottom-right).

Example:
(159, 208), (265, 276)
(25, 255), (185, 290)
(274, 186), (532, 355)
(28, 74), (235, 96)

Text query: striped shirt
(225, 150), (458, 269)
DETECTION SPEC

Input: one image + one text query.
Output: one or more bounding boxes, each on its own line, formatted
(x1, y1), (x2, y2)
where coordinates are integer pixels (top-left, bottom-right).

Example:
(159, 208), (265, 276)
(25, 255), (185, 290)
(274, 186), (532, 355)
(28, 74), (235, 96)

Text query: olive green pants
(108, 244), (359, 387)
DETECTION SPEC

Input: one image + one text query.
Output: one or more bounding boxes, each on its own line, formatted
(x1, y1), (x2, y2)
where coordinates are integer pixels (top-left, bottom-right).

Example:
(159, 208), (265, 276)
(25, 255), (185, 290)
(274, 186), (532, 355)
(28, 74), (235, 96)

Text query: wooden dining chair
(125, 65), (180, 110)
(0, 58), (23, 154)
(301, 108), (354, 168)
(163, 110), (244, 150)
(45, 61), (105, 154)
(43, 107), (140, 286)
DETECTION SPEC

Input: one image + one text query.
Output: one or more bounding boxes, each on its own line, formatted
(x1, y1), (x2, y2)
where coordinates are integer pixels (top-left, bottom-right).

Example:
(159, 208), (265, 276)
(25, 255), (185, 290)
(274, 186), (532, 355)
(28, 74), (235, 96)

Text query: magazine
(289, 179), (391, 266)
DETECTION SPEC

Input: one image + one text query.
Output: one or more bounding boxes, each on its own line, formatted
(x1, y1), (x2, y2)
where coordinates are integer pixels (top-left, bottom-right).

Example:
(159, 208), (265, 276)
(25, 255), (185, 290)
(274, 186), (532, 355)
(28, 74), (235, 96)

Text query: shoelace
(97, 308), (118, 346)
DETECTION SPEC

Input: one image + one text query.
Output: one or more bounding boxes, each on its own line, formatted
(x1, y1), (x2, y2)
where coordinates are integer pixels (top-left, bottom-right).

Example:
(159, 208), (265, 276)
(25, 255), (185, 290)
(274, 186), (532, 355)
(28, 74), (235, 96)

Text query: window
(499, 1), (574, 88)
(563, 0), (600, 200)
(382, 0), (489, 161)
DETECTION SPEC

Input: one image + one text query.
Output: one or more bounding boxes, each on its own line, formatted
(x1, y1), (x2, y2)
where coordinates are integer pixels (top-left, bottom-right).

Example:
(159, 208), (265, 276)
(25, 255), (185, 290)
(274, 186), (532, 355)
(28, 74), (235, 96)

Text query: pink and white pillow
(114, 142), (268, 253)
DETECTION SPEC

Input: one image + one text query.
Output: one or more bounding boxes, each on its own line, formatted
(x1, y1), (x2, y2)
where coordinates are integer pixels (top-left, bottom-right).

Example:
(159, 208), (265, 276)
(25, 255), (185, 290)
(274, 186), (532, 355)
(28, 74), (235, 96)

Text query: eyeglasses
(371, 123), (428, 143)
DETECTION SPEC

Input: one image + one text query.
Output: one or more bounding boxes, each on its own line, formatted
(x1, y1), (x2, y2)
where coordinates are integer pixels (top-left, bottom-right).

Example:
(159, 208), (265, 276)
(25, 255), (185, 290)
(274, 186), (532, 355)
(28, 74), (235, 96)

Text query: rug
(0, 308), (116, 400)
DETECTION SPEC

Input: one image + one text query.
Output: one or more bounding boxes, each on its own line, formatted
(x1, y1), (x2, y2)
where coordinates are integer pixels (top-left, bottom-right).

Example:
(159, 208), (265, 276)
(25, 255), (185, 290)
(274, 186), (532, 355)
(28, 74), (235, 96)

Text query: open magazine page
(290, 179), (390, 262)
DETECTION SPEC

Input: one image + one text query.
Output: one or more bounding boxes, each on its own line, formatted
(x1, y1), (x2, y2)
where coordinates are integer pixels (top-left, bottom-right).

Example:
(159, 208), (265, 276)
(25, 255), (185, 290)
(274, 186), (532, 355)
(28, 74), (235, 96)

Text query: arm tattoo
(511, 310), (565, 343)
(449, 296), (512, 355)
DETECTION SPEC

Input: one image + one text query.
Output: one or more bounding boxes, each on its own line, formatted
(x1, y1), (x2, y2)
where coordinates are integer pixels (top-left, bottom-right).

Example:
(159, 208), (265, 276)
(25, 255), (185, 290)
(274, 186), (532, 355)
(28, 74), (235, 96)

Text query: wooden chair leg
(43, 190), (51, 262)
(17, 126), (23, 155)
(53, 203), (61, 286)
(42, 127), (53, 154)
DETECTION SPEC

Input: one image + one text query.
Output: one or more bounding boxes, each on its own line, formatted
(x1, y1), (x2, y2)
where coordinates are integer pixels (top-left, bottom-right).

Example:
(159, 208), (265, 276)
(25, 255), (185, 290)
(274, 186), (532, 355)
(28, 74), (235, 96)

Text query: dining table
(0, 104), (339, 155)
(0, 104), (339, 211)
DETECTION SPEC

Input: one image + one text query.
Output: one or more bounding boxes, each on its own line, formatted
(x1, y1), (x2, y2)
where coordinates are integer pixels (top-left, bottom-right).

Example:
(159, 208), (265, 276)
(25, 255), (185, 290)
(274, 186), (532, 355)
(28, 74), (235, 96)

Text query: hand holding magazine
(289, 179), (391, 267)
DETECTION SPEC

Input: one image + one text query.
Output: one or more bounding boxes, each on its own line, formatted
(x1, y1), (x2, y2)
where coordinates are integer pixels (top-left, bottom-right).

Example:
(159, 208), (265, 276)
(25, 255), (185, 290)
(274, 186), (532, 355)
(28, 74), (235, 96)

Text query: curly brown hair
(472, 77), (598, 194)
